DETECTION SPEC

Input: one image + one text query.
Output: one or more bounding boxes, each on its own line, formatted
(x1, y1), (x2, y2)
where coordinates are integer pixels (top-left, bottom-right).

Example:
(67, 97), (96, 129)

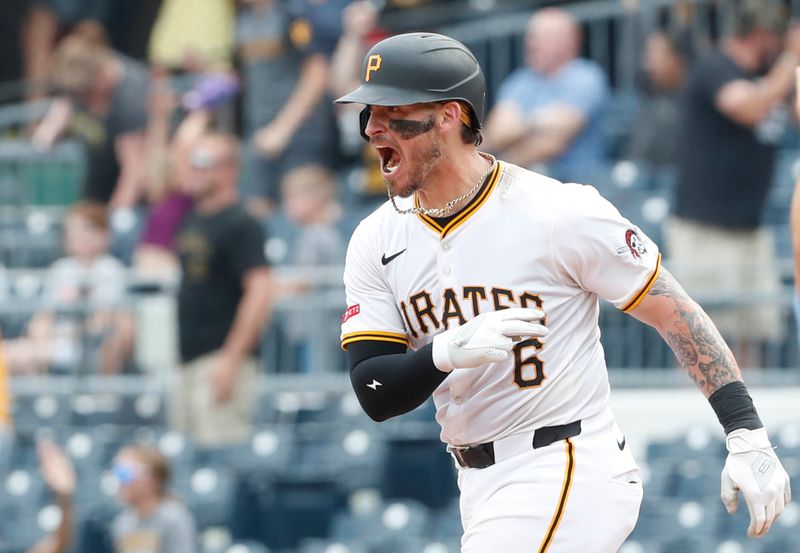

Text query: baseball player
(337, 33), (791, 552)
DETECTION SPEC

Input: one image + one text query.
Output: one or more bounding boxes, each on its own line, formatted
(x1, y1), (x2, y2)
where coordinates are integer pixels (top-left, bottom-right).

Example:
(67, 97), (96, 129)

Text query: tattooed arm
(629, 266), (792, 538)
(628, 267), (741, 397)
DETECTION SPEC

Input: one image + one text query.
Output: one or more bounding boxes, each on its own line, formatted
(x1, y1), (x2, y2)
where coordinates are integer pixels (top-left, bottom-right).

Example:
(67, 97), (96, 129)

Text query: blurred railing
(0, 139), (84, 215)
(3, 262), (798, 388)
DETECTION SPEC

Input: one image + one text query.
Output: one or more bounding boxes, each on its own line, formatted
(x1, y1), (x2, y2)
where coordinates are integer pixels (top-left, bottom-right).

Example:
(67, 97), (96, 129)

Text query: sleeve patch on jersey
(341, 304), (361, 323)
(615, 228), (648, 261)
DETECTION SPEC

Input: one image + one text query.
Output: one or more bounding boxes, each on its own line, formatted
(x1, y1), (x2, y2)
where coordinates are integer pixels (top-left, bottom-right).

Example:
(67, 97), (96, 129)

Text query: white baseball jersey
(341, 161), (661, 446)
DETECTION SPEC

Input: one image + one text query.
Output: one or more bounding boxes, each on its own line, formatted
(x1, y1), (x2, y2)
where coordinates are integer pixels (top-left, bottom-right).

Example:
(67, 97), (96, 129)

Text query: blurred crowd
(0, 0), (797, 396)
(0, 0), (796, 382)
(0, 0), (798, 551)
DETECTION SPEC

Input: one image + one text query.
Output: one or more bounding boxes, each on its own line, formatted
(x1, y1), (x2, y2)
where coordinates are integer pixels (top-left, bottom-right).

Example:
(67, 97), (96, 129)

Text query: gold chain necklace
(389, 152), (496, 217)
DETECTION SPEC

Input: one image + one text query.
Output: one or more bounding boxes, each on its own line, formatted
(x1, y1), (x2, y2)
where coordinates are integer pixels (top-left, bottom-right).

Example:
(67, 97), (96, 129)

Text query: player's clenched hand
(720, 427), (791, 538)
(432, 308), (548, 373)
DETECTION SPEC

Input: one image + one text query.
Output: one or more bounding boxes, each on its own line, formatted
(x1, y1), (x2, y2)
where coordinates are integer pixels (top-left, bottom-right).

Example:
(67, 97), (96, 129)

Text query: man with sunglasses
(337, 32), (790, 552)
(172, 132), (275, 447)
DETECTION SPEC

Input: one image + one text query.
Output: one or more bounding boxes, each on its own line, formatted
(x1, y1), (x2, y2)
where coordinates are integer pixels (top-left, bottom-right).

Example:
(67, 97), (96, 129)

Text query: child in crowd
(278, 165), (344, 372)
(5, 201), (134, 375)
(111, 445), (197, 553)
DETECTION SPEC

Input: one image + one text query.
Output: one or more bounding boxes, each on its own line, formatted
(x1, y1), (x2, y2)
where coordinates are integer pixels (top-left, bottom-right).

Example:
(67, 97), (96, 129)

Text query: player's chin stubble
(388, 126), (443, 199)
(390, 143), (442, 198)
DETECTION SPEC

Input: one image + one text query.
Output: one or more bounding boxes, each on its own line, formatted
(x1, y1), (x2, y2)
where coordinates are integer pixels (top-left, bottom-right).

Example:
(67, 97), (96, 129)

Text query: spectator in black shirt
(668, 0), (800, 367)
(32, 33), (150, 208)
(627, 30), (691, 168)
(172, 132), (275, 447)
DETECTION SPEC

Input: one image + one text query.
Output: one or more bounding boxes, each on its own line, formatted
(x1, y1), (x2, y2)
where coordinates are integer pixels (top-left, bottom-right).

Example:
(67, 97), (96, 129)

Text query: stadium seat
(618, 538), (660, 553)
(229, 463), (347, 551)
(295, 539), (369, 553)
(630, 497), (719, 541)
(330, 498), (431, 545)
(383, 536), (439, 553)
(775, 424), (800, 460)
(293, 392), (353, 429)
(71, 468), (119, 508)
(131, 392), (167, 427)
(194, 424), (294, 475)
(758, 535), (800, 553)
(598, 304), (673, 369)
(12, 393), (70, 432)
(0, 141), (84, 208)
(383, 399), (439, 439)
(380, 435), (458, 510)
(253, 395), (281, 425)
(0, 468), (46, 513)
(73, 502), (119, 553)
(714, 538), (764, 553)
(758, 501), (800, 541)
(645, 428), (726, 464)
(128, 427), (195, 469)
(0, 513), (46, 553)
(257, 476), (348, 551)
(173, 465), (237, 530)
(69, 393), (139, 427)
(289, 426), (387, 488)
(661, 535), (720, 553)
(228, 467), (268, 544)
(428, 499), (462, 542)
(417, 538), (462, 553)
(61, 427), (114, 476)
(222, 541), (272, 553)
(669, 457), (722, 500)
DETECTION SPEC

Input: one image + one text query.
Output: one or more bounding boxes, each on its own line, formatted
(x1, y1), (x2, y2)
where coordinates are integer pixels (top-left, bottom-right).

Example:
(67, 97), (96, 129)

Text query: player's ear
(438, 101), (463, 133)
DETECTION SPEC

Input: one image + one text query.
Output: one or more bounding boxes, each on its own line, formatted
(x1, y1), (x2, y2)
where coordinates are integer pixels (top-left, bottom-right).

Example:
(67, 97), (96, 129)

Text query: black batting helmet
(334, 32), (486, 131)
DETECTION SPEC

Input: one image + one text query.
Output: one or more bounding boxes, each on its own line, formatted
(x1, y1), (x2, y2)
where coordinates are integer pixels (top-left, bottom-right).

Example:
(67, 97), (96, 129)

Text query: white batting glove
(721, 427), (792, 538)
(432, 308), (548, 373)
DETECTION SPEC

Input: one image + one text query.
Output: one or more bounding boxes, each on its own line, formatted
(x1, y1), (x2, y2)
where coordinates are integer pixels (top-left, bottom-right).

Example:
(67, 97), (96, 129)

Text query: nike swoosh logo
(617, 436), (626, 451)
(381, 249), (406, 265)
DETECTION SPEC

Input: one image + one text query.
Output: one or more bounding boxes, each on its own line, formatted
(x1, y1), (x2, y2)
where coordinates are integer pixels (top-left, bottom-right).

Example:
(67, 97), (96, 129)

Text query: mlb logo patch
(342, 304), (361, 323)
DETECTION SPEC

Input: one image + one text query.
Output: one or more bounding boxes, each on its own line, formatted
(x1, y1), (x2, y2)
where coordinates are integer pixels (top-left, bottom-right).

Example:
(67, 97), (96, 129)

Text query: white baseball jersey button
(454, 396), (463, 405)
(442, 266), (452, 276)
(442, 243), (452, 252)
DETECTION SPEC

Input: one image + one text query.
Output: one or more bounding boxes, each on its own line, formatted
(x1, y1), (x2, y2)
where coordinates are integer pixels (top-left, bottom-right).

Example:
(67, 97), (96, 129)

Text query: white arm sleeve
(340, 221), (408, 349)
(552, 184), (661, 312)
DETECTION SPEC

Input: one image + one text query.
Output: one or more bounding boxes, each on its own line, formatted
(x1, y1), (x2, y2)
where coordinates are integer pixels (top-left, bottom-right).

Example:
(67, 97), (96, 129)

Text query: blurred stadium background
(0, 0), (799, 553)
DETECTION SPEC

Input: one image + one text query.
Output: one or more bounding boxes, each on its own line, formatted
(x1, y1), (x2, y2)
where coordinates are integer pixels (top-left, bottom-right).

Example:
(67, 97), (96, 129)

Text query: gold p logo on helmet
(365, 54), (382, 82)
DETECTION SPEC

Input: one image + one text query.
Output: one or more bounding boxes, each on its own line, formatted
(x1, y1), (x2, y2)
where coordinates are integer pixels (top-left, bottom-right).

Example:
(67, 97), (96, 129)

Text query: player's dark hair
(460, 124), (483, 147)
(457, 101), (483, 146)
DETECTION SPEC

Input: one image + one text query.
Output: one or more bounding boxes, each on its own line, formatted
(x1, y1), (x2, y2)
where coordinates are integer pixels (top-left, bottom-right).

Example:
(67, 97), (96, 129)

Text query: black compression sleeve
(708, 381), (763, 435)
(347, 340), (448, 422)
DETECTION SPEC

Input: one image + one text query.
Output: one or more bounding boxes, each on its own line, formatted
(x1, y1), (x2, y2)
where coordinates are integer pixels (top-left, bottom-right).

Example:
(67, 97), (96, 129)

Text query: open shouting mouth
(377, 145), (402, 177)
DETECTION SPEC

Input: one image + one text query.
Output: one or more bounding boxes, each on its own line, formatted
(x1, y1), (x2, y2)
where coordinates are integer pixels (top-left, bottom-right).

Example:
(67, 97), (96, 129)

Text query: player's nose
(364, 108), (387, 139)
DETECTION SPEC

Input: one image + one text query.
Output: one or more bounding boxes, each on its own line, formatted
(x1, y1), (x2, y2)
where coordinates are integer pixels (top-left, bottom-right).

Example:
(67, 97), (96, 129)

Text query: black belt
(451, 420), (582, 469)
